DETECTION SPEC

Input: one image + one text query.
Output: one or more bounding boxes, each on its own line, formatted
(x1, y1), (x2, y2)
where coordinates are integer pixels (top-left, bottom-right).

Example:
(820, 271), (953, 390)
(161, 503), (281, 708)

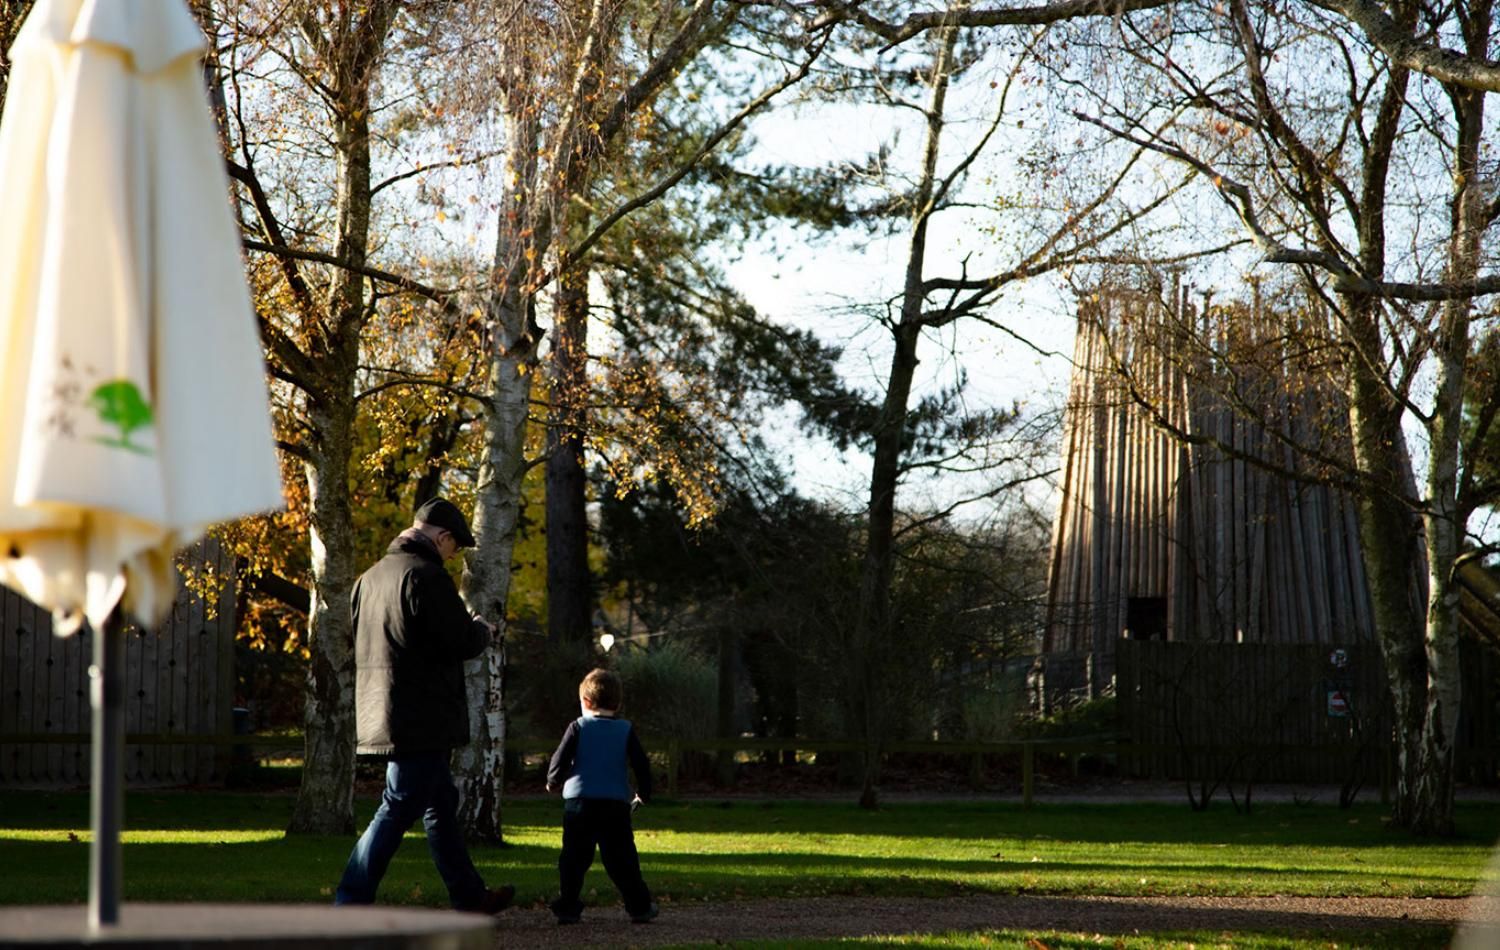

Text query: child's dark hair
(579, 668), (622, 711)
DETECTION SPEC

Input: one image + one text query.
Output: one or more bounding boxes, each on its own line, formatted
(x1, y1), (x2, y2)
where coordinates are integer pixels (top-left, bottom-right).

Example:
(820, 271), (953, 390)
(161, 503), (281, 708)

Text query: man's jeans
(335, 751), (486, 909)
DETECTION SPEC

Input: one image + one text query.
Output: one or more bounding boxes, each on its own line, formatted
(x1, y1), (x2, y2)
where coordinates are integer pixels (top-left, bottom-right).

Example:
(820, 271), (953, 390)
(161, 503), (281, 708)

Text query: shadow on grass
(646, 799), (1500, 845)
(9, 791), (1500, 847)
(1, 833), (1483, 909)
(0, 835), (562, 906)
(3, 790), (1496, 913)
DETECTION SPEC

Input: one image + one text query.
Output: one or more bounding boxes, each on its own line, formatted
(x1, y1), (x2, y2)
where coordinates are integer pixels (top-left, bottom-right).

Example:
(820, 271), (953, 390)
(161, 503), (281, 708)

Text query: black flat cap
(414, 497), (476, 547)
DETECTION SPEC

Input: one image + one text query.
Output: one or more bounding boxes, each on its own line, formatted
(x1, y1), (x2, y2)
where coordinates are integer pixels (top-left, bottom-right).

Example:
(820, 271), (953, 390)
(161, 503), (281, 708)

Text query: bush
(507, 638), (598, 738)
(1019, 695), (1119, 740)
(610, 639), (717, 742)
(961, 686), (1029, 742)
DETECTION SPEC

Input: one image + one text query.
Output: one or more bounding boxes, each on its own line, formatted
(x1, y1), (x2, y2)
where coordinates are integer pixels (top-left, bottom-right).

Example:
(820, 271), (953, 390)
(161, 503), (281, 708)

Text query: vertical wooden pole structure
(1042, 288), (1379, 693)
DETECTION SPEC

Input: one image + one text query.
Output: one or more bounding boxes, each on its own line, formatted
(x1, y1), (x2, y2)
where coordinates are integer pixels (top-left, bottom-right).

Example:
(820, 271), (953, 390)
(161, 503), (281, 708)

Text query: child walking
(545, 668), (658, 924)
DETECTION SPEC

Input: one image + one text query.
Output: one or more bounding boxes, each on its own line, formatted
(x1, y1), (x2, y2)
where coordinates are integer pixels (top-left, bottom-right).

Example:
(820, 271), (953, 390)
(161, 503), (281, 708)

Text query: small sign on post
(1327, 689), (1350, 717)
(1326, 649), (1353, 718)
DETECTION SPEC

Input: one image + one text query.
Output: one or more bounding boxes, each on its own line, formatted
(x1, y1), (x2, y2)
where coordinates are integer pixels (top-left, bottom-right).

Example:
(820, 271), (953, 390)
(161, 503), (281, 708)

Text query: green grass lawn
(1, 791), (1496, 947)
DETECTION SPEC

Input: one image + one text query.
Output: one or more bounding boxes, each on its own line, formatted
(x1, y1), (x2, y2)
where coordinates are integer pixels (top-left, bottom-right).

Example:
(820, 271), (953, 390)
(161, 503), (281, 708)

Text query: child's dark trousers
(552, 797), (652, 918)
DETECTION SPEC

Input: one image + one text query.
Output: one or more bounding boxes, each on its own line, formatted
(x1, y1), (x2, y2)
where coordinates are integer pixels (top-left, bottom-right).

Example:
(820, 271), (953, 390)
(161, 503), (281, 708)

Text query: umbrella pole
(88, 606), (125, 930)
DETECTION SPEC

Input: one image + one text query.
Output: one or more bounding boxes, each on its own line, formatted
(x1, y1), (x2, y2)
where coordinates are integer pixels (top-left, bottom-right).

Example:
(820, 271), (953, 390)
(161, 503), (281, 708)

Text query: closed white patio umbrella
(0, 0), (283, 930)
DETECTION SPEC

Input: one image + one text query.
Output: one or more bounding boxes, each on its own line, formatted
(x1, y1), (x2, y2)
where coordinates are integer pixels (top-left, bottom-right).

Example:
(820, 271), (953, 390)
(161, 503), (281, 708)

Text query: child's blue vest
(562, 715), (633, 801)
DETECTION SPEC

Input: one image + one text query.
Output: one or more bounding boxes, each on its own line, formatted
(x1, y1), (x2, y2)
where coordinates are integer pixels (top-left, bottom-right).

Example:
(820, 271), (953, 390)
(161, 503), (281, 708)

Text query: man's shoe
(629, 902), (659, 924)
(477, 884), (515, 915)
(554, 912), (581, 925)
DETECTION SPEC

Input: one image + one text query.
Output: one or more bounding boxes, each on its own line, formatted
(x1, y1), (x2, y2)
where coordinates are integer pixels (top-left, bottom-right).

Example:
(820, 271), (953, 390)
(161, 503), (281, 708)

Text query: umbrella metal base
(0, 903), (494, 949)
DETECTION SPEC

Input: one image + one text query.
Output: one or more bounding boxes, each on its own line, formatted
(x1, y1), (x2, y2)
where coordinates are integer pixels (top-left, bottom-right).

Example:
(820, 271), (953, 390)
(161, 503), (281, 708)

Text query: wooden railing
(572, 736), (1397, 805)
(1, 732), (1412, 805)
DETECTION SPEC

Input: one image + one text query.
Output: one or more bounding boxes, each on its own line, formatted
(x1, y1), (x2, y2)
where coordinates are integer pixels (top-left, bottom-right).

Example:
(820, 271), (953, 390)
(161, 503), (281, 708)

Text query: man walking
(335, 497), (514, 914)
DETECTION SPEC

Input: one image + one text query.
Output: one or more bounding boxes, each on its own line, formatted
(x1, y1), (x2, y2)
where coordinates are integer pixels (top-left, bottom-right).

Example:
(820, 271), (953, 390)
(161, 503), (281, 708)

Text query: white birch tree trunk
(288, 394), (359, 835)
(1407, 70), (1488, 835)
(455, 95), (542, 841)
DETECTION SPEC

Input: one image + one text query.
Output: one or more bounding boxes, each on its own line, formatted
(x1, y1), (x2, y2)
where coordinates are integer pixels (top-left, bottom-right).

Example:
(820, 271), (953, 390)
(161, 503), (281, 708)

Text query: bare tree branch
(917, 143), (1196, 327)
(354, 368), (487, 404)
(595, 0), (724, 146)
(1305, 0), (1500, 92)
(810, 0), (1500, 93)
(809, 0), (1175, 48)
(245, 568), (311, 614)
(370, 150), (505, 197)
(890, 467), (1057, 541)
(562, 33), (827, 269)
(241, 238), (467, 311)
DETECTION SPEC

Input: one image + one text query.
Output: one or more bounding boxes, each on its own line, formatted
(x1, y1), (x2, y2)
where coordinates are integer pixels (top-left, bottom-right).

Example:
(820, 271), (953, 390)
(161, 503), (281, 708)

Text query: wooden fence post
(1380, 740), (1391, 806)
(667, 737), (680, 799)
(1022, 741), (1034, 809)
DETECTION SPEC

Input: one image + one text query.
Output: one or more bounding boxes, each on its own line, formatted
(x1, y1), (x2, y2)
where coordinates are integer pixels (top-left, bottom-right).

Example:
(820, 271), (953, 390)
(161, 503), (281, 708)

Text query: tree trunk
(455, 98), (543, 842)
(853, 322), (922, 808)
(1341, 292), (1431, 829)
(715, 624), (736, 784)
(287, 3), (395, 835)
(1405, 69), (1489, 835)
(546, 261), (593, 644)
(412, 414), (461, 508)
(536, 0), (626, 650)
(851, 24), (958, 810)
(288, 392), (359, 835)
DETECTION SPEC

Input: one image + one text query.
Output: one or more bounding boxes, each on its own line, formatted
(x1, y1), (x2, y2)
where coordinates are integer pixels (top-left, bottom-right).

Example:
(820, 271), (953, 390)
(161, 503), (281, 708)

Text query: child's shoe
(629, 902), (659, 924)
(549, 898), (582, 925)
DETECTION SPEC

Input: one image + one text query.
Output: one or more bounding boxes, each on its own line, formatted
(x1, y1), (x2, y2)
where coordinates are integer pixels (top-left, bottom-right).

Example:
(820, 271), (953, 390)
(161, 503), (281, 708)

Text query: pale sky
(717, 64), (1083, 520)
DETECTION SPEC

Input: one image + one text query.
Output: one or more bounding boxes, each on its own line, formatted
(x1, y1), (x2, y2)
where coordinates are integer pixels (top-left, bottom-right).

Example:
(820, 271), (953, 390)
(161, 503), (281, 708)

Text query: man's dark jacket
(352, 531), (489, 754)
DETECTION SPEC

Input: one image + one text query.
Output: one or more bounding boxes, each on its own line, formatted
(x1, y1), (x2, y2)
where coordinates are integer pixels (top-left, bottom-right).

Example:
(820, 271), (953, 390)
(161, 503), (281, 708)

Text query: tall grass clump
(961, 686), (1029, 742)
(611, 639), (717, 741)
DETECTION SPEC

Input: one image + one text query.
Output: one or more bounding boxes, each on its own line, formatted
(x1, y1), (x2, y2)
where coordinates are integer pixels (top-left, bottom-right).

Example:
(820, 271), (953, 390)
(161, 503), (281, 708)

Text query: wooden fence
(502, 735), (1402, 806)
(1115, 639), (1391, 784)
(19, 728), (1495, 806)
(0, 539), (237, 787)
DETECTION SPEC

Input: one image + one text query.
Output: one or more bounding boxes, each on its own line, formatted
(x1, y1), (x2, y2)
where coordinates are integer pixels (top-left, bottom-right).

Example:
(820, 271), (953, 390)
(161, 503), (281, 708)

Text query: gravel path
(488, 894), (1500, 948)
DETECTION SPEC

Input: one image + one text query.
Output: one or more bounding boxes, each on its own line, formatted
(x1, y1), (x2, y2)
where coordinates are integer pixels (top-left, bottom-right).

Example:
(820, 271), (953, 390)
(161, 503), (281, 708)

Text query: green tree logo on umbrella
(88, 380), (154, 456)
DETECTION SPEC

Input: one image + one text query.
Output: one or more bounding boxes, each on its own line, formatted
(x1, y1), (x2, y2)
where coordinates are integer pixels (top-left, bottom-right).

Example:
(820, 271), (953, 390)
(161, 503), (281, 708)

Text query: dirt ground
(487, 893), (1500, 948)
(347, 762), (1500, 947)
(481, 770), (1500, 946)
